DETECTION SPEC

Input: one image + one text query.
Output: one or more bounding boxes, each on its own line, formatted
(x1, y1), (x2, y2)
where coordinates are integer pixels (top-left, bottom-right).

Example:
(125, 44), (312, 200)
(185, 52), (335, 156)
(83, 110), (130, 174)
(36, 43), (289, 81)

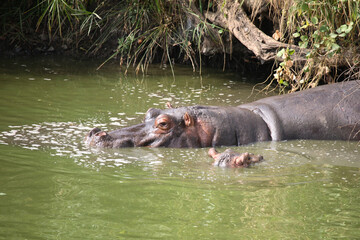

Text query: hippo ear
(166, 102), (174, 108)
(183, 112), (194, 127)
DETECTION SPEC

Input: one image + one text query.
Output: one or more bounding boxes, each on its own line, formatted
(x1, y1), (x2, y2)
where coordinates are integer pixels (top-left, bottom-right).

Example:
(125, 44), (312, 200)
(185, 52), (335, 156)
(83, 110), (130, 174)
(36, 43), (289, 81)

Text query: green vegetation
(1, 0), (209, 74)
(1, 0), (359, 90)
(273, 0), (360, 91)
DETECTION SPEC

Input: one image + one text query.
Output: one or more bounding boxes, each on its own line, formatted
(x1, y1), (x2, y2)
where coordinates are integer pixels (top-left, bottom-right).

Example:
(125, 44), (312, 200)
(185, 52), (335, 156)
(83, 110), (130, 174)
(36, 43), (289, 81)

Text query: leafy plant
(273, 48), (296, 93)
(274, 0), (360, 91)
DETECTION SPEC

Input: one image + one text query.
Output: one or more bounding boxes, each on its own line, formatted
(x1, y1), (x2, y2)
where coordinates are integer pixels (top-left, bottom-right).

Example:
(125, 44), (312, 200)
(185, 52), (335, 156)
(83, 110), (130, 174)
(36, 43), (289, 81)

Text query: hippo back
(241, 81), (360, 141)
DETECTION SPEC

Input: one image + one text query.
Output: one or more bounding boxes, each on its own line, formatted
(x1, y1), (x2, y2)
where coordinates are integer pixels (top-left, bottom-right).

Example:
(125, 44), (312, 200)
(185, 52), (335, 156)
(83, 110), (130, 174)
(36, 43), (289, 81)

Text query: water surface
(0, 57), (359, 239)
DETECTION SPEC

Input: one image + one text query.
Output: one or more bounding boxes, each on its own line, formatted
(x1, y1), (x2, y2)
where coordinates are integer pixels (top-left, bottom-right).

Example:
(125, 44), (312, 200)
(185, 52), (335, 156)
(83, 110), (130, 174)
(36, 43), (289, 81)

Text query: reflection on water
(0, 56), (359, 239)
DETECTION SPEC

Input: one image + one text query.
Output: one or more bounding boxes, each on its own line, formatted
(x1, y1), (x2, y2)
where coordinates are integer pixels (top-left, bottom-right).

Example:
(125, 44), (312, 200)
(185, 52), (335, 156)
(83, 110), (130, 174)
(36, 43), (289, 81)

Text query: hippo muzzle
(85, 124), (151, 148)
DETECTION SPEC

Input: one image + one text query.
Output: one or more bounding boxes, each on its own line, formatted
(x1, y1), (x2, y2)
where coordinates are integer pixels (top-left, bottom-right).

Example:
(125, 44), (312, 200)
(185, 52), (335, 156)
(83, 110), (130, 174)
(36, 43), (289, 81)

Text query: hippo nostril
(95, 131), (107, 137)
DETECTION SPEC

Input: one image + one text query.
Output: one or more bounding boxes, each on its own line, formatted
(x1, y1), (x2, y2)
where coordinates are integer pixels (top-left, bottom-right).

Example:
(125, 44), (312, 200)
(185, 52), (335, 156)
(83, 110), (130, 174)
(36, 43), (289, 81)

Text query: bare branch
(205, 1), (307, 63)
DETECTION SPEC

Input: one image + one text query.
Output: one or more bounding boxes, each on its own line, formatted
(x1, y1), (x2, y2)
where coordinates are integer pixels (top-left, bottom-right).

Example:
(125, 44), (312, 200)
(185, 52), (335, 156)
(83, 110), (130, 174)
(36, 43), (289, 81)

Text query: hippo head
(208, 148), (264, 167)
(85, 106), (218, 148)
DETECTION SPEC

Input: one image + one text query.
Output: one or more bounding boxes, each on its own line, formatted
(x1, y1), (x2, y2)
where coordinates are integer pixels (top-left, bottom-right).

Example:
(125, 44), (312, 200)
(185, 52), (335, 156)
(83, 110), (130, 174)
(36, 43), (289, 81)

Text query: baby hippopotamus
(208, 148), (263, 168)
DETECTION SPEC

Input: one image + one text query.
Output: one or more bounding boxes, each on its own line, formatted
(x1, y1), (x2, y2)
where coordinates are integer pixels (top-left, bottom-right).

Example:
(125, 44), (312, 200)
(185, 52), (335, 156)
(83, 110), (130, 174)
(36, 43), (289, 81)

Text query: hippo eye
(157, 121), (169, 130)
(155, 114), (172, 131)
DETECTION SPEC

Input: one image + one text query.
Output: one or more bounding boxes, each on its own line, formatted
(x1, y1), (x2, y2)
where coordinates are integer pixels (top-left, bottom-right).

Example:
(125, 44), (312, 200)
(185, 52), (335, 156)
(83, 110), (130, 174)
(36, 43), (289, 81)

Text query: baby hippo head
(208, 148), (264, 168)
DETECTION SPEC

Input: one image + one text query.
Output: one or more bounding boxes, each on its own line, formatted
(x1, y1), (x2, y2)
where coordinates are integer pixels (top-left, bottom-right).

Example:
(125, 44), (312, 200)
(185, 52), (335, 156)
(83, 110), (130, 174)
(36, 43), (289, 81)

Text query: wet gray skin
(85, 105), (271, 148)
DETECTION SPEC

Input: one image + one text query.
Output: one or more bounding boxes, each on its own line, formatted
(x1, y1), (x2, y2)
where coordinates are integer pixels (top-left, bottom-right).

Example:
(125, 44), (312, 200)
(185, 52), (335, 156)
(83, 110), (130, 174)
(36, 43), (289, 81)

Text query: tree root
(204, 1), (307, 63)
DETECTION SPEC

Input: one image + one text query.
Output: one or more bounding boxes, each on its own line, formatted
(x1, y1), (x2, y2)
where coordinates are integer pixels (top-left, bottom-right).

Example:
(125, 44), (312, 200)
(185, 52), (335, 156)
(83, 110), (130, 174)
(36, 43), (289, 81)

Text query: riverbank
(1, 0), (359, 89)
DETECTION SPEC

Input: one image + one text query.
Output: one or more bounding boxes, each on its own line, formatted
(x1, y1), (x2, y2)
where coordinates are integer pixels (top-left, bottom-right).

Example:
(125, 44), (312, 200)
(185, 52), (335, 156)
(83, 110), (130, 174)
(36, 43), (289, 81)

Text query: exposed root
(204, 1), (307, 63)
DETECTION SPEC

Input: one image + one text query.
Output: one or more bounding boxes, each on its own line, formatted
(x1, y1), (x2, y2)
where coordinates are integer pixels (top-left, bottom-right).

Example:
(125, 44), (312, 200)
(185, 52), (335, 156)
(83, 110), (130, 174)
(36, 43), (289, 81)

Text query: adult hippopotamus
(86, 81), (360, 149)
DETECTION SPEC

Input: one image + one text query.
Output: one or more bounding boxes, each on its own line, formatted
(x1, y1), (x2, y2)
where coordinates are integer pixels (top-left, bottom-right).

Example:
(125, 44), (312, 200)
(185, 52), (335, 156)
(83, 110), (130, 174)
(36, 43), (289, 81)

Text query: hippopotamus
(208, 148), (264, 167)
(86, 81), (360, 150)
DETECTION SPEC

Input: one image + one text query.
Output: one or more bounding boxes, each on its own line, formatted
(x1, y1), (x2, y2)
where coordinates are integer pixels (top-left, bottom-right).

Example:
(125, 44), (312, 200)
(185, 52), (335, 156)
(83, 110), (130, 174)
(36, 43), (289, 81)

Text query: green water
(0, 57), (359, 239)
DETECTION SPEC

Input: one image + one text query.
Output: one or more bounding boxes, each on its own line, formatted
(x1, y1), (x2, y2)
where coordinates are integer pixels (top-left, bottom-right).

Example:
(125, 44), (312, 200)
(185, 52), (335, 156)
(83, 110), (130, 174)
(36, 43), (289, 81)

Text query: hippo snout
(85, 127), (109, 146)
(88, 127), (102, 138)
(86, 127), (137, 148)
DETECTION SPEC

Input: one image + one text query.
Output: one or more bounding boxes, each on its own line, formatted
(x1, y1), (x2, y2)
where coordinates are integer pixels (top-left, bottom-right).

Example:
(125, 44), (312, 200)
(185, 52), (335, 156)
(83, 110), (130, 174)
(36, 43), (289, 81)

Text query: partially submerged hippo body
(86, 81), (360, 150)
